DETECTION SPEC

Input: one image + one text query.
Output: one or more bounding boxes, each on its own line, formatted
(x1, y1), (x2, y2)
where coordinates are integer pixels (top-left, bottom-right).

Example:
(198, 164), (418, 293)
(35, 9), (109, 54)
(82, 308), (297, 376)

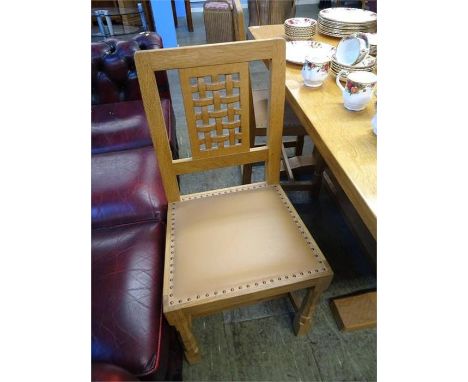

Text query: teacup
(301, 56), (331, 88)
(335, 32), (369, 66)
(336, 70), (377, 111)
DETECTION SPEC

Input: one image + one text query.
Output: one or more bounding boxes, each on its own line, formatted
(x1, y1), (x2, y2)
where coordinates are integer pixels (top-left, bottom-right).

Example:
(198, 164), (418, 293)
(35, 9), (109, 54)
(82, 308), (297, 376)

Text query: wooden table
(249, 25), (377, 331)
(249, 24), (377, 239)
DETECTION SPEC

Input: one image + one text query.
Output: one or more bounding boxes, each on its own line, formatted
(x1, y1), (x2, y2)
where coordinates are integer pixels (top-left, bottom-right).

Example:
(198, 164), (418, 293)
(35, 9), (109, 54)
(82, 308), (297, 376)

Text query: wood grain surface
(249, 24), (377, 238)
(330, 291), (377, 331)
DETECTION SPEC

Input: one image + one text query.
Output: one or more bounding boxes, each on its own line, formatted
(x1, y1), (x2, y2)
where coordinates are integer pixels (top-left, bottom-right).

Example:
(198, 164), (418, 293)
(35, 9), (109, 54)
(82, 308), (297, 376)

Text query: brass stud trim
(167, 183), (329, 307)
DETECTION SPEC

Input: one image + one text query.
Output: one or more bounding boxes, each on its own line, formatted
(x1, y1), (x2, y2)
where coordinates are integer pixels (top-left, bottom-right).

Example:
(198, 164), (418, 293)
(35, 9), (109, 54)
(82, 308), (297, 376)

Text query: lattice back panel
(179, 62), (250, 159)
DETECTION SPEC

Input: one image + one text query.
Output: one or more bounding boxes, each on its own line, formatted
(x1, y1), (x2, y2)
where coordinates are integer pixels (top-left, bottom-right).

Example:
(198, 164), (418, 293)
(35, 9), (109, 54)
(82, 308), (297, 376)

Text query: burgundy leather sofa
(91, 31), (178, 156)
(91, 32), (182, 381)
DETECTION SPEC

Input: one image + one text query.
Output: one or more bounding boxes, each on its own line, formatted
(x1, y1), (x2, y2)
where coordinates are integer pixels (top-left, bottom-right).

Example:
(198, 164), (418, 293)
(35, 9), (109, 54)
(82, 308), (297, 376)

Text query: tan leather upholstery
(165, 182), (331, 310)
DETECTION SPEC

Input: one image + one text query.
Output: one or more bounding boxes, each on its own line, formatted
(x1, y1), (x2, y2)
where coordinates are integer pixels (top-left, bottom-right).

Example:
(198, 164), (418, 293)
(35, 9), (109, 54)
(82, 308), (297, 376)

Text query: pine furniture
(135, 38), (333, 363)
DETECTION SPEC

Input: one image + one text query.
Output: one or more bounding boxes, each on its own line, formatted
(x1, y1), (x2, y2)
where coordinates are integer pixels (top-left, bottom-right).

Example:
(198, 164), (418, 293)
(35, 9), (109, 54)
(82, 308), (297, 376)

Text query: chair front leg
(293, 278), (330, 336)
(166, 311), (201, 364)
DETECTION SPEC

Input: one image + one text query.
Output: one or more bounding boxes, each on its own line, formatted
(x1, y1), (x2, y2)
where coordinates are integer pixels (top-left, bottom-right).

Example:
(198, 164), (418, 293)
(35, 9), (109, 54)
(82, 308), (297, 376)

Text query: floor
(169, 5), (377, 381)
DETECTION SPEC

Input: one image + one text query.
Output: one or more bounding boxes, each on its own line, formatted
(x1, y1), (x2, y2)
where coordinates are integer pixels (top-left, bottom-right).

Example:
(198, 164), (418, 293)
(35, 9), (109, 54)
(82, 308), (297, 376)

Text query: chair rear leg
(295, 134), (305, 156)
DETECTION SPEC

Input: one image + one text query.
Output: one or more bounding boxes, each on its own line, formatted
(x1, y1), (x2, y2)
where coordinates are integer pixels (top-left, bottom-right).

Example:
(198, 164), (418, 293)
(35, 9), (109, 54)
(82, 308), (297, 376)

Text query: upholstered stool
(203, 0), (235, 43)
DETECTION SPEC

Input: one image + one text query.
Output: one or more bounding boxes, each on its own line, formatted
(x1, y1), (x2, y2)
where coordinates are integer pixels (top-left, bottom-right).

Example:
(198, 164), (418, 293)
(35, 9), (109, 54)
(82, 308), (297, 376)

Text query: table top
(249, 25), (377, 238)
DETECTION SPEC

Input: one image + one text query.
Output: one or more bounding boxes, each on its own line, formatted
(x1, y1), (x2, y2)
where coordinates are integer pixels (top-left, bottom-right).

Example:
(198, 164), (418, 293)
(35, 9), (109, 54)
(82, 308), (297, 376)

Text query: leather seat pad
(165, 183), (331, 309)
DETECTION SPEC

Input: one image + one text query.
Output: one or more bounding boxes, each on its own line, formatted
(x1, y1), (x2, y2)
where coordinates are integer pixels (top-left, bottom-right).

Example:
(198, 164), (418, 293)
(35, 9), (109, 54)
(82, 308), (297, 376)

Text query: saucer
(286, 40), (336, 65)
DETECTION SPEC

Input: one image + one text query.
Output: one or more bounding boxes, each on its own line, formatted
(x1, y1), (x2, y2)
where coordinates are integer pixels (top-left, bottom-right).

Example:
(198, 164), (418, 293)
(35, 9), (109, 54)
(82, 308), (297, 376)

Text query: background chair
(203, 0), (235, 43)
(248, 0), (296, 26)
(228, 0), (319, 190)
(135, 38), (333, 364)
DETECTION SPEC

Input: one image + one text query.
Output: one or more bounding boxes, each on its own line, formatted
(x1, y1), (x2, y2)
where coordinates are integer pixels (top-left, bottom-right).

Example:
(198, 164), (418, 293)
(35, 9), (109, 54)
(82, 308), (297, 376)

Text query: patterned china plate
(319, 8), (377, 24)
(332, 54), (376, 68)
(364, 33), (377, 46)
(286, 40), (336, 65)
(285, 17), (317, 27)
(318, 23), (376, 31)
(318, 28), (375, 38)
(318, 18), (376, 28)
(331, 67), (376, 82)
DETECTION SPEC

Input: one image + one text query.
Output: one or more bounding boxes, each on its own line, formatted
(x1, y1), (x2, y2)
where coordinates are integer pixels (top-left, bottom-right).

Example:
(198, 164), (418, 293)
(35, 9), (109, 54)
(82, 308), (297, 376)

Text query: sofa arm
(92, 32), (171, 105)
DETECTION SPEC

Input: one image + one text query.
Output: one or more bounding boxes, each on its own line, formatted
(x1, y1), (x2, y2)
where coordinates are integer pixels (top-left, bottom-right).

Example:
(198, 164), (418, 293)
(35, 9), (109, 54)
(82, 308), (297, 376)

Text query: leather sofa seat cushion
(91, 98), (173, 155)
(92, 222), (167, 378)
(92, 147), (167, 229)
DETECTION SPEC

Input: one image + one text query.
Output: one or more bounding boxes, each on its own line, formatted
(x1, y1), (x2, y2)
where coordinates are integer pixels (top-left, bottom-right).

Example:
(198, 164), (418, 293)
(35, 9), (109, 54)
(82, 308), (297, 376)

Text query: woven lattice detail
(191, 74), (242, 151)
(179, 63), (250, 159)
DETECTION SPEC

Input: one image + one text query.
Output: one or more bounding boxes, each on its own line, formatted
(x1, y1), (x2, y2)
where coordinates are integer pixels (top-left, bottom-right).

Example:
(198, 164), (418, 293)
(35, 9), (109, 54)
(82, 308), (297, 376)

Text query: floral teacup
(336, 70), (377, 111)
(335, 32), (370, 66)
(301, 56), (331, 88)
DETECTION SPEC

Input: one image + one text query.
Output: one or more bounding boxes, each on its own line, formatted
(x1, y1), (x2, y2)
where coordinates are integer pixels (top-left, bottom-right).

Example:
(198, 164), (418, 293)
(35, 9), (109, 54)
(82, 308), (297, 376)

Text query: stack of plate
(331, 55), (377, 81)
(365, 32), (377, 56)
(318, 8), (377, 38)
(284, 17), (317, 40)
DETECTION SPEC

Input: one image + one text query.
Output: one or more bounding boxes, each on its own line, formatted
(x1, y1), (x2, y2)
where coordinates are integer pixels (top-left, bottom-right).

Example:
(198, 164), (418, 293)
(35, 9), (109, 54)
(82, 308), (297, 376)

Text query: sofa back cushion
(92, 32), (170, 105)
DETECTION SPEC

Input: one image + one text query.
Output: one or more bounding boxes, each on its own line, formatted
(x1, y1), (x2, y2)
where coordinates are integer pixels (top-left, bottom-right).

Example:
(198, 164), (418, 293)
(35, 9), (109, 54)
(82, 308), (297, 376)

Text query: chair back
(232, 0), (246, 41)
(248, 0), (296, 26)
(135, 38), (286, 202)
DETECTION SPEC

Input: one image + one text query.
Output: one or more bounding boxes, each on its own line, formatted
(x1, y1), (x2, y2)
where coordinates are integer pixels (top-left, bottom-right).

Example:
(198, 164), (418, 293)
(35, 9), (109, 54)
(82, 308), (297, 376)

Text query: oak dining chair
(135, 38), (333, 364)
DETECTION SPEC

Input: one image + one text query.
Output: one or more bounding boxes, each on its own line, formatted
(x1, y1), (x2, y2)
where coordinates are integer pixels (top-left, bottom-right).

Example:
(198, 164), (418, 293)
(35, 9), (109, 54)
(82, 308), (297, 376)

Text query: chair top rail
(135, 38), (284, 71)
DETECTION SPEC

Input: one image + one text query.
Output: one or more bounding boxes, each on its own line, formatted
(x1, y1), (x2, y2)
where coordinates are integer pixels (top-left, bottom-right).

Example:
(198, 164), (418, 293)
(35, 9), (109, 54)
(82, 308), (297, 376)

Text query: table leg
(184, 0), (194, 32)
(171, 0), (178, 27)
(95, 12), (107, 37)
(103, 10), (114, 36)
(137, 2), (148, 31)
(310, 148), (325, 198)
